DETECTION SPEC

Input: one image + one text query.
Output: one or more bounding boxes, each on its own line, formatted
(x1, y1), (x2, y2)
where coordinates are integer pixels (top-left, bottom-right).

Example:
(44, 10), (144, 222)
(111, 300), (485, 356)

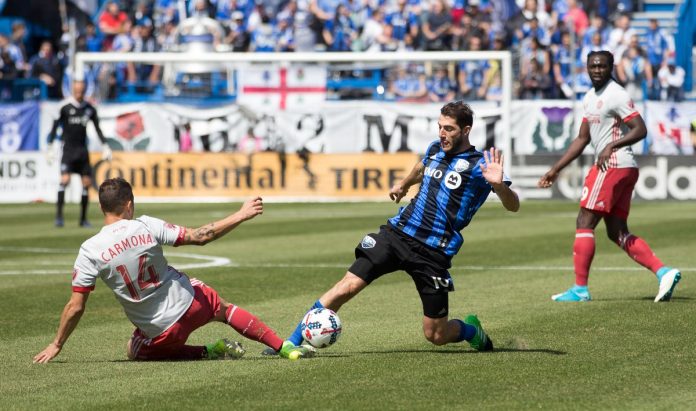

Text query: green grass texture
(1, 200), (694, 410)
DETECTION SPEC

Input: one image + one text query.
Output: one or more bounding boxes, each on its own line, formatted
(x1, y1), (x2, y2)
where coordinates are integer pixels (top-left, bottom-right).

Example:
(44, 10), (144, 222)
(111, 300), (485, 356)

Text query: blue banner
(0, 101), (39, 152)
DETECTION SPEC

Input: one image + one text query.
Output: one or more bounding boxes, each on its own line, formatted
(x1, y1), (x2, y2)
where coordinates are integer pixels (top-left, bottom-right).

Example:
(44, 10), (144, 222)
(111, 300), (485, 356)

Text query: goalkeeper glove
(45, 142), (56, 165)
(102, 145), (113, 161)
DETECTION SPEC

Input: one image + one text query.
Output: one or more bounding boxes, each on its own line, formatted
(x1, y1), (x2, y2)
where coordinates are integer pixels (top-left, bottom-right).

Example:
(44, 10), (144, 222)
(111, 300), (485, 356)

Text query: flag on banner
(237, 65), (327, 110)
(0, 101), (39, 153)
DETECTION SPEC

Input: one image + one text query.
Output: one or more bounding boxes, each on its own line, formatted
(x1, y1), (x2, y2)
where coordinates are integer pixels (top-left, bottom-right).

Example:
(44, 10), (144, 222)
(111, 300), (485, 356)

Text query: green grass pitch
(1, 200), (694, 410)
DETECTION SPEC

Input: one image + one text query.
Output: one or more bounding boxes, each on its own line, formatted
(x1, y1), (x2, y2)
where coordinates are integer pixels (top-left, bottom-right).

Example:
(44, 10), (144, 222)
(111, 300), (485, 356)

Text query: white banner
(510, 100), (696, 155)
(39, 100), (695, 156)
(40, 101), (502, 155)
(237, 65), (327, 110)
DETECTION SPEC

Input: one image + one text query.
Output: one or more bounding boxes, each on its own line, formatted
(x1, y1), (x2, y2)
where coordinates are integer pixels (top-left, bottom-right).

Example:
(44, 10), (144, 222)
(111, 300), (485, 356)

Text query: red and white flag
(237, 65), (327, 110)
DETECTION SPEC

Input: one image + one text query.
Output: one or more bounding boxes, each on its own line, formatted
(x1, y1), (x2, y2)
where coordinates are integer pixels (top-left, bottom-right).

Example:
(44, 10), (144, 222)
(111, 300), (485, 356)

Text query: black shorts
(61, 154), (92, 176)
(349, 225), (454, 319)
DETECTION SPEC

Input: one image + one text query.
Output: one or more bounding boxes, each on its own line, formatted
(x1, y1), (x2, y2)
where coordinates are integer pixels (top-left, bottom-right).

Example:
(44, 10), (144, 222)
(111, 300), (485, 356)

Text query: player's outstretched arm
(180, 197), (263, 246)
(33, 292), (89, 364)
(389, 161), (424, 203)
(480, 148), (519, 212)
(537, 121), (591, 188)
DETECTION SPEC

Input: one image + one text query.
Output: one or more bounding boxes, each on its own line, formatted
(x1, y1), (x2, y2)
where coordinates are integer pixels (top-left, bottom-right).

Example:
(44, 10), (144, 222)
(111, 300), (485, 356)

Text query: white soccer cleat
(655, 267), (681, 302)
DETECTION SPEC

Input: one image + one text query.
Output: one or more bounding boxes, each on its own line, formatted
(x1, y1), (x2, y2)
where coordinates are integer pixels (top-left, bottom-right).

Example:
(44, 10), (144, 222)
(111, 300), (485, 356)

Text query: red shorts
(580, 166), (638, 219)
(128, 279), (221, 360)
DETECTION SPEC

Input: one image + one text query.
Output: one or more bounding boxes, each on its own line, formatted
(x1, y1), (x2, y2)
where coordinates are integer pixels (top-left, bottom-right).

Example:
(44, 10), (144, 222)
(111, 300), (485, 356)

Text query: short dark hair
(99, 177), (134, 214)
(587, 50), (614, 67)
(440, 101), (474, 130)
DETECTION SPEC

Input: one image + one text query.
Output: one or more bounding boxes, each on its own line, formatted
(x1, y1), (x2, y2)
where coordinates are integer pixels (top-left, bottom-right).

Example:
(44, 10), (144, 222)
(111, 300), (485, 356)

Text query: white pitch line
(1, 246), (693, 274)
(0, 248), (231, 275)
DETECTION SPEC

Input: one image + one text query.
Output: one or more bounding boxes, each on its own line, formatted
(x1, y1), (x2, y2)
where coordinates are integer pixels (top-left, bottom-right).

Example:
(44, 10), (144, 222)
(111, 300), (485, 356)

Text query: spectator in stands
(226, 11), (251, 51)
(361, 7), (386, 52)
(513, 0), (550, 32)
(386, 0), (419, 48)
(563, 0), (588, 37)
(657, 59), (685, 102)
(0, 33), (25, 74)
(422, 0), (452, 51)
(520, 36), (551, 93)
(616, 35), (653, 101)
(582, 14), (608, 48)
(99, 1), (129, 50)
(581, 30), (605, 62)
(457, 36), (488, 99)
(645, 18), (672, 100)
(132, 1), (154, 27)
(607, 13), (634, 58)
(83, 23), (104, 52)
(0, 51), (18, 80)
(520, 58), (552, 99)
(518, 17), (549, 46)
(10, 22), (28, 72)
(112, 19), (136, 83)
(427, 65), (456, 102)
(616, 41), (651, 101)
(276, 17), (295, 52)
(389, 65), (426, 101)
(553, 31), (577, 99)
(289, 1), (318, 52)
(132, 21), (161, 86)
(29, 41), (62, 99)
(251, 16), (277, 52)
(322, 4), (357, 52)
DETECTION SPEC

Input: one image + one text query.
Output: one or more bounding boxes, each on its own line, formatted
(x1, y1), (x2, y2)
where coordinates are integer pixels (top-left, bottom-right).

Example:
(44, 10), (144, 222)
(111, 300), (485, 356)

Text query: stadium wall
(1, 152), (694, 203)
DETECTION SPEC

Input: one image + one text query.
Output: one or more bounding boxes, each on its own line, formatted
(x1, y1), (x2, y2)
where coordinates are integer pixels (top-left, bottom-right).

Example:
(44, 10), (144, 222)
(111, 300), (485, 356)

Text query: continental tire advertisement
(89, 152), (420, 200)
(2, 152), (694, 202)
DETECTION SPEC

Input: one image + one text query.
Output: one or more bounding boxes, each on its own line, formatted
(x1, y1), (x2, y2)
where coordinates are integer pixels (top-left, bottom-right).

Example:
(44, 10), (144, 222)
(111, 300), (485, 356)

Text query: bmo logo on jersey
(423, 167), (443, 179)
(444, 171), (462, 189)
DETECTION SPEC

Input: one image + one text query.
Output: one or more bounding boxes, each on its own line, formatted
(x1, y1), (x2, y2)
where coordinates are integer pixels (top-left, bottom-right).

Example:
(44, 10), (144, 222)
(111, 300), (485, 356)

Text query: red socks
(225, 305), (284, 352)
(619, 234), (664, 274)
(573, 229), (595, 286)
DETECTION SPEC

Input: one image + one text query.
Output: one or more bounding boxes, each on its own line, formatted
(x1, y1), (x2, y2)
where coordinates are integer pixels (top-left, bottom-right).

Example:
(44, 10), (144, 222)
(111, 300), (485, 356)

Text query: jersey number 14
(115, 254), (161, 300)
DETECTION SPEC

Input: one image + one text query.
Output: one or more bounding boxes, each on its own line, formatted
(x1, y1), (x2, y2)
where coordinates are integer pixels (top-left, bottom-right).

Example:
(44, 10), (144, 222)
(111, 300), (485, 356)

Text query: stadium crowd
(0, 0), (687, 102)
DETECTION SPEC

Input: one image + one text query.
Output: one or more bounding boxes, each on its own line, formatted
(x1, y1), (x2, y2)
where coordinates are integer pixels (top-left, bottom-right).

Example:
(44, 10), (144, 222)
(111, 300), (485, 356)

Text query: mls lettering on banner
(237, 65), (327, 110)
(0, 102), (39, 153)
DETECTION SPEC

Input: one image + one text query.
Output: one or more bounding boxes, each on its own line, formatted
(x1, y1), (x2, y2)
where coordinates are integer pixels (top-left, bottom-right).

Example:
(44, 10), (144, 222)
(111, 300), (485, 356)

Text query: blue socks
(455, 319), (477, 342)
(287, 300), (324, 346)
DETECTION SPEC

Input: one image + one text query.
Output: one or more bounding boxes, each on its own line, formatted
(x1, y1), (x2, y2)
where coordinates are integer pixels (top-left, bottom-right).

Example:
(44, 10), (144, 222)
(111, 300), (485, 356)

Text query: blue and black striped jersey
(388, 141), (511, 257)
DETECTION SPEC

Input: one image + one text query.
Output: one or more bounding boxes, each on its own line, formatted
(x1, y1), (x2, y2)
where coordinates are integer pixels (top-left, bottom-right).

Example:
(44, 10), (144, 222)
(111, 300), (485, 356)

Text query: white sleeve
(72, 246), (98, 293)
(138, 215), (186, 247)
(613, 88), (640, 123)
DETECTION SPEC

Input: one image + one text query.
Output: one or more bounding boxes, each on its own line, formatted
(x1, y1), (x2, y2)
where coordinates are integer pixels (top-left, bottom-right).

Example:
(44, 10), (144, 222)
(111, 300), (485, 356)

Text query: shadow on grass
(355, 348), (566, 355)
(598, 296), (694, 302)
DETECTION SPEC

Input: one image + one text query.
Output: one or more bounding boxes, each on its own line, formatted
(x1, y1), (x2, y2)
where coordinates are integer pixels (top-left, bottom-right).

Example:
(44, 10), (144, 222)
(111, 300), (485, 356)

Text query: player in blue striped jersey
(279, 101), (519, 353)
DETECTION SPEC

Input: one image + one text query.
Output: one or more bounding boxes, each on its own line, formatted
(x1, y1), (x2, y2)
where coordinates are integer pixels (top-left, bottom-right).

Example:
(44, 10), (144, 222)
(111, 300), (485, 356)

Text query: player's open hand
(537, 169), (559, 188)
(389, 183), (407, 203)
(239, 196), (263, 221)
(33, 343), (61, 364)
(480, 147), (504, 186)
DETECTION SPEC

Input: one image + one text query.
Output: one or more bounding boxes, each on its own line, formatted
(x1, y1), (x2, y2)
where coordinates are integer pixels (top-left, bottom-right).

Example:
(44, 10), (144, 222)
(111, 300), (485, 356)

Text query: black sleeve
(90, 105), (107, 144)
(48, 106), (65, 144)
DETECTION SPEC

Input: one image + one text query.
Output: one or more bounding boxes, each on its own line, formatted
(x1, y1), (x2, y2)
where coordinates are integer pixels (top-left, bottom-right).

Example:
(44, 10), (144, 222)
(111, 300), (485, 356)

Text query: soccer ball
(301, 308), (342, 348)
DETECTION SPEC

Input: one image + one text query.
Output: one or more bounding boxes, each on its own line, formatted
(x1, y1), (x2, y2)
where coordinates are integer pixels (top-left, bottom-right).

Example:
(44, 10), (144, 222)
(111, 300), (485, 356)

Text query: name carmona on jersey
(101, 233), (155, 262)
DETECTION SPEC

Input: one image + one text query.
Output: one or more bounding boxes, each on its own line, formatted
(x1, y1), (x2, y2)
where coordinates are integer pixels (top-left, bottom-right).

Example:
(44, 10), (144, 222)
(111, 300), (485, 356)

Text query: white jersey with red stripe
(72, 215), (193, 338)
(582, 80), (640, 168)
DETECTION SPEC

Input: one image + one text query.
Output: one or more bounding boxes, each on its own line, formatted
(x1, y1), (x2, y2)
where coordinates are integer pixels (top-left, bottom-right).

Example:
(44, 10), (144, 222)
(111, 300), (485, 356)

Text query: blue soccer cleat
(55, 217), (64, 227)
(552, 285), (591, 302)
(655, 267), (681, 302)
